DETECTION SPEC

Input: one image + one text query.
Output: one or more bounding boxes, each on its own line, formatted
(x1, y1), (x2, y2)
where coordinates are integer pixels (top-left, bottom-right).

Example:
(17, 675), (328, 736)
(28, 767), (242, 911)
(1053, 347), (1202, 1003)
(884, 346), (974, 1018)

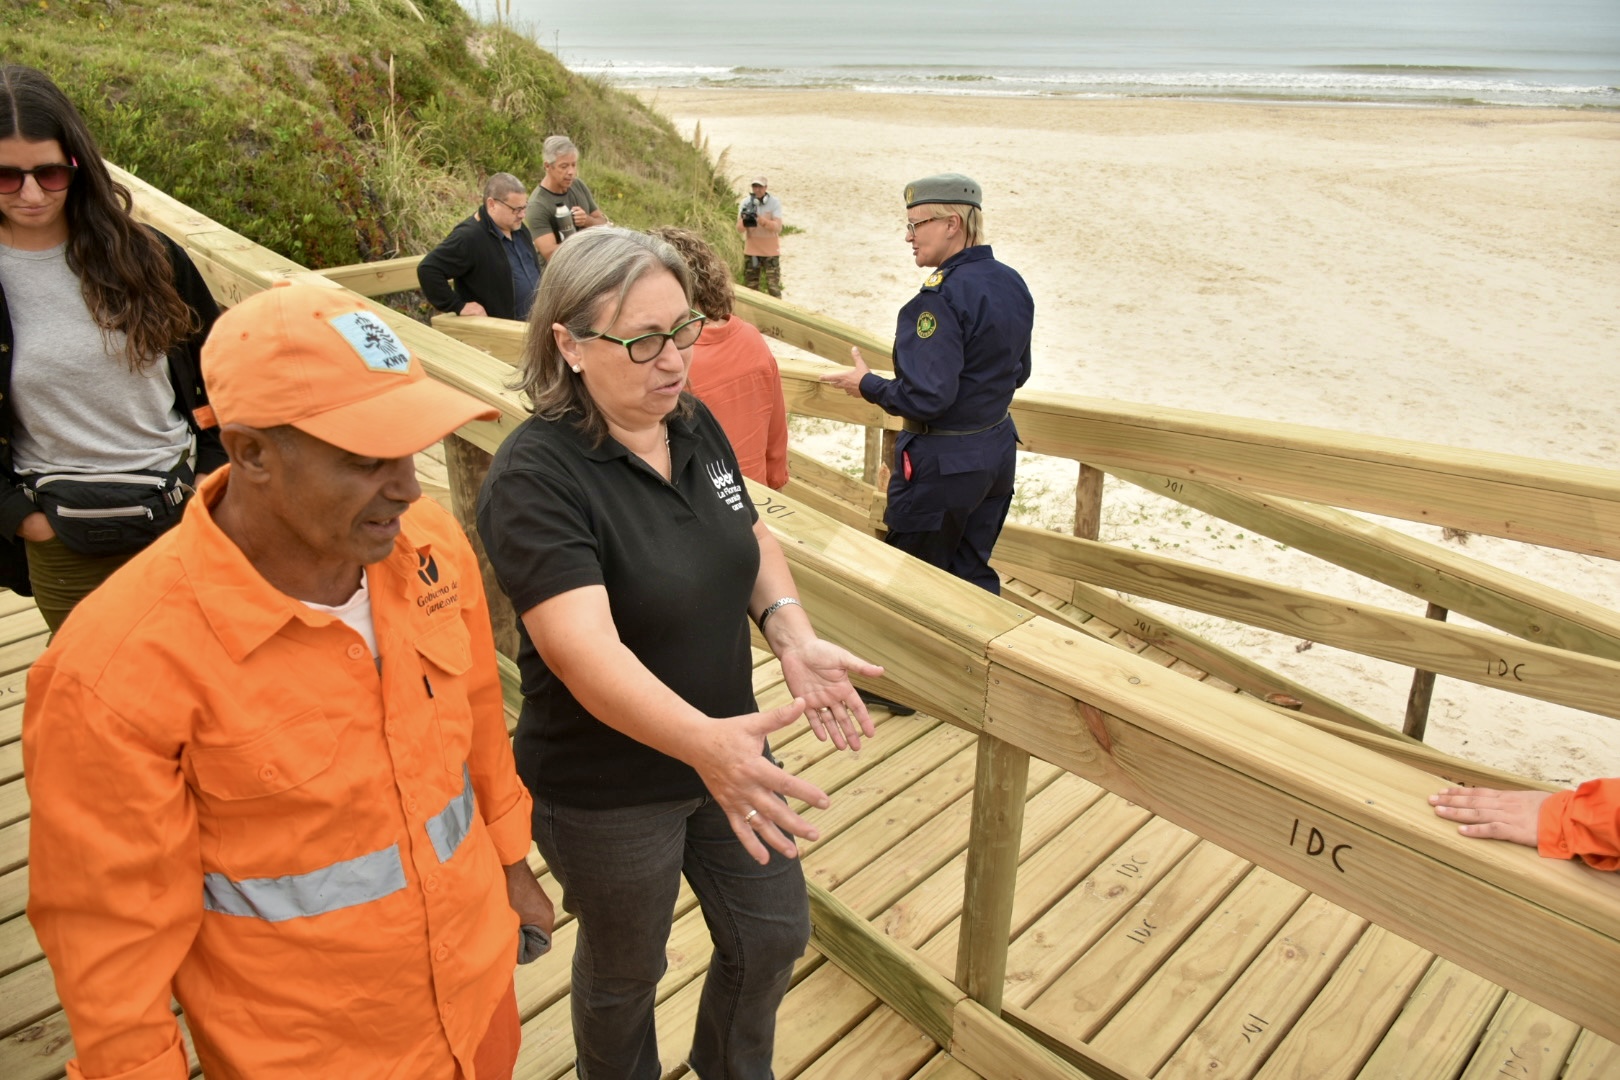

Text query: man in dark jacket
(417, 173), (542, 320)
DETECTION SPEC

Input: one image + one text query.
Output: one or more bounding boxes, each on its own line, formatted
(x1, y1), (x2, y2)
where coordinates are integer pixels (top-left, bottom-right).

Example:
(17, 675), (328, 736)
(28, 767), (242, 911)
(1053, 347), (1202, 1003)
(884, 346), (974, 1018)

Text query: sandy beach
(641, 89), (1620, 783)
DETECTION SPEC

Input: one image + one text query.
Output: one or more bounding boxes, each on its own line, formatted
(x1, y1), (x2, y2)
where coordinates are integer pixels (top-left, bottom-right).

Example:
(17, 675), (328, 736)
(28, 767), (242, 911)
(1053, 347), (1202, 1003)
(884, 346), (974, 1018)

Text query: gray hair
(518, 228), (694, 445)
(917, 201), (986, 247)
(483, 172), (526, 202)
(542, 135), (578, 165)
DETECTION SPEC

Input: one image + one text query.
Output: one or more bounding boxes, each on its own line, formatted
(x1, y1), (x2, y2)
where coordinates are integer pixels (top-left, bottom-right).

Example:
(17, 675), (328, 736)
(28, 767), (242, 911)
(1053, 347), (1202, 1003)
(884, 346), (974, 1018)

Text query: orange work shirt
(1539, 778), (1620, 871)
(24, 468), (533, 1080)
(687, 317), (790, 490)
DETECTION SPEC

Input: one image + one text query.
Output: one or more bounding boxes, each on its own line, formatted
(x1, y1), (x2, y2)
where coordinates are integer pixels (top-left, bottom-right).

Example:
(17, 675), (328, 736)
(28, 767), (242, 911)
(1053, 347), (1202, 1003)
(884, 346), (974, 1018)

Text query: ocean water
(468, 0), (1620, 108)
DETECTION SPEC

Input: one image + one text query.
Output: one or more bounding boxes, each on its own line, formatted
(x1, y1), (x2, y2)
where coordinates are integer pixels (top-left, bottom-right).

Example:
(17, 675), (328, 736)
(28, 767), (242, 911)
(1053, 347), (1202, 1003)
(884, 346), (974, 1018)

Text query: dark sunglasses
(0, 160), (78, 195)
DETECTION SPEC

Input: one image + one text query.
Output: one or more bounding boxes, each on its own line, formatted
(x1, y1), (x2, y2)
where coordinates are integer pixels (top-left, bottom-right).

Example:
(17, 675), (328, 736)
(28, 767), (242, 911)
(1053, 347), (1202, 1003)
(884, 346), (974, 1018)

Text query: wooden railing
(122, 171), (1620, 1073)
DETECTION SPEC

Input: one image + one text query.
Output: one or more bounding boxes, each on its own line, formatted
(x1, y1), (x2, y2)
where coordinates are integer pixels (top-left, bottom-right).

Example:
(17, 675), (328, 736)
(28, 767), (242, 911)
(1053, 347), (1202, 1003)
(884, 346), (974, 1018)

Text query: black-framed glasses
(905, 216), (948, 238)
(585, 311), (706, 364)
(498, 199), (527, 215)
(0, 162), (77, 195)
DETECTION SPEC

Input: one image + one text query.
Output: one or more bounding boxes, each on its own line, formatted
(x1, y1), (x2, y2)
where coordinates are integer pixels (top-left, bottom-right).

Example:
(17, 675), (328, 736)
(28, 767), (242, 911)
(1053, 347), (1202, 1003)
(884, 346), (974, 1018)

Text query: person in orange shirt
(1430, 779), (1620, 870)
(651, 225), (789, 490)
(24, 283), (552, 1080)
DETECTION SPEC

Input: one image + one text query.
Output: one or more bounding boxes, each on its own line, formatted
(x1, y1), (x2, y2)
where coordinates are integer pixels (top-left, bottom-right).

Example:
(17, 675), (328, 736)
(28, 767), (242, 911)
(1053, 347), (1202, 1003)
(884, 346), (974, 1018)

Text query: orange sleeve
(1537, 778), (1620, 871)
(765, 353), (790, 491)
(24, 664), (197, 1080)
(448, 521), (534, 865)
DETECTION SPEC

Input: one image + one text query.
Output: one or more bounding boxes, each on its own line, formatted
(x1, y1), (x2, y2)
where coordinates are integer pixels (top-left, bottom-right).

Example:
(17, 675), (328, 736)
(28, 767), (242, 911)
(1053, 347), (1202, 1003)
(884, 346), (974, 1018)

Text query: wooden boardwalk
(0, 452), (1615, 1078)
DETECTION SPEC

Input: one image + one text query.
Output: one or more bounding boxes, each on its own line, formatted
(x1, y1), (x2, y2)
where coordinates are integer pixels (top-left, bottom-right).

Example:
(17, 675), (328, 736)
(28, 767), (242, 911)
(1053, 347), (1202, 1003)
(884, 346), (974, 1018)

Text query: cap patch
(916, 311), (938, 339)
(328, 311), (411, 374)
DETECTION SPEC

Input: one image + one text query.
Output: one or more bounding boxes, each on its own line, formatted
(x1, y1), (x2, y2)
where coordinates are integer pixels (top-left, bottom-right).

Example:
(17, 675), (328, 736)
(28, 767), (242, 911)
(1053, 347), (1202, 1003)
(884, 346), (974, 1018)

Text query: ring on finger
(744, 808), (759, 824)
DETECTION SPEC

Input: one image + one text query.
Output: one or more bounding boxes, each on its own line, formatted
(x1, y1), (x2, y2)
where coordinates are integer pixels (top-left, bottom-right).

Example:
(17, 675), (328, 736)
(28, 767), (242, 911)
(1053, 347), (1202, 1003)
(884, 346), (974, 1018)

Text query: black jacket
(0, 228), (224, 594)
(417, 206), (540, 320)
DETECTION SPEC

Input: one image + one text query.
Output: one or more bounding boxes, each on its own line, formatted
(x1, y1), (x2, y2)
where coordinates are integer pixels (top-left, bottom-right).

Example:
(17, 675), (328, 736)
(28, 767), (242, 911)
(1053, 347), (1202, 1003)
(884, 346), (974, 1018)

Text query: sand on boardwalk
(640, 89), (1620, 783)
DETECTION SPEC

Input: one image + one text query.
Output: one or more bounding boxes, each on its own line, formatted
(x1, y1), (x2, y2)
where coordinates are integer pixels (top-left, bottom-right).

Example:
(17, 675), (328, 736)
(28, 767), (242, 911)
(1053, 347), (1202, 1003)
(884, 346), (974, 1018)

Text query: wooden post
(863, 427), (883, 487)
(443, 433), (521, 660)
(1074, 463), (1104, 541)
(1402, 603), (1449, 740)
(955, 733), (1030, 1013)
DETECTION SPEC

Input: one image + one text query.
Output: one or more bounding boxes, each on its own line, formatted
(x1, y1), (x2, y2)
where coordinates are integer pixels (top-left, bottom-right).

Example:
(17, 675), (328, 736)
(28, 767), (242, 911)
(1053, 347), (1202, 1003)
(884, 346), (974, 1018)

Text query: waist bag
(26, 461), (195, 557)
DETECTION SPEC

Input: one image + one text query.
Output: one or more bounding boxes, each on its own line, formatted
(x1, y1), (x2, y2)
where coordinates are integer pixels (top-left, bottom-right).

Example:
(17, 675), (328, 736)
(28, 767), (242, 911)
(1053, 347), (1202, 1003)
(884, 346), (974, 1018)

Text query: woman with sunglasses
(477, 227), (880, 1079)
(0, 65), (222, 630)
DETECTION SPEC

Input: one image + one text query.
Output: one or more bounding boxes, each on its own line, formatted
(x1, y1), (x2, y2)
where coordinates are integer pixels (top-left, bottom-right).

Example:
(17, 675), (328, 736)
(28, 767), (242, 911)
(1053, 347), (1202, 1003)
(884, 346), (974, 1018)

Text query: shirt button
(347, 643), (366, 660)
(423, 874), (440, 894)
(435, 944), (450, 962)
(442, 1002), (454, 1019)
(259, 764), (276, 782)
(406, 796), (419, 814)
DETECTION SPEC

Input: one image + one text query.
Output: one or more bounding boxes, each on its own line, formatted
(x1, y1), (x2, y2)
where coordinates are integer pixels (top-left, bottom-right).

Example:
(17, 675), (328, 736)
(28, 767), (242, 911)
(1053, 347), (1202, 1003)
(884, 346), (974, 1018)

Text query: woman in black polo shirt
(477, 228), (881, 1080)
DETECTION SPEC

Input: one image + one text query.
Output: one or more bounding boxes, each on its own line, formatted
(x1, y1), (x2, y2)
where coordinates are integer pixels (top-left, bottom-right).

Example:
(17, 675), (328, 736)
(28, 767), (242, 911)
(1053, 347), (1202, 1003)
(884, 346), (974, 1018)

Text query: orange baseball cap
(202, 283), (499, 458)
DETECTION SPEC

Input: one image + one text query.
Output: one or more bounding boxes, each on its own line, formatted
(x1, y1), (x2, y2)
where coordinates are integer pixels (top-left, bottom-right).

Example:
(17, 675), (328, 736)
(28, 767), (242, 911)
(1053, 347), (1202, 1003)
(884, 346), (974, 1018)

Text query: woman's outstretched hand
(776, 639), (883, 751)
(691, 697), (832, 865)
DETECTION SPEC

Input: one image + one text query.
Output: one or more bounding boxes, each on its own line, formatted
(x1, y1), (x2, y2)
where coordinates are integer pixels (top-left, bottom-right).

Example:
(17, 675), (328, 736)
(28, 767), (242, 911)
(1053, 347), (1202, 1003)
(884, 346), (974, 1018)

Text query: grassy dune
(5, 0), (742, 268)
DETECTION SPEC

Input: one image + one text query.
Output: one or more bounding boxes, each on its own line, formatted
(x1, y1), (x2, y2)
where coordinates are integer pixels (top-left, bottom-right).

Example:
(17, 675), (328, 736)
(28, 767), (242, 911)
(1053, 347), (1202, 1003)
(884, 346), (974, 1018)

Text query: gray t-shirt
(525, 179), (599, 253)
(0, 242), (191, 476)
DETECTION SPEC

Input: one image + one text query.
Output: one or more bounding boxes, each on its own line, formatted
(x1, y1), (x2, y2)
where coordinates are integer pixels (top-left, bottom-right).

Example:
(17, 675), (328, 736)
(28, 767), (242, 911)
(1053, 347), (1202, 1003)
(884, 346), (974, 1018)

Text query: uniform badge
(916, 311), (938, 339)
(923, 270), (944, 288)
(905, 184), (915, 204)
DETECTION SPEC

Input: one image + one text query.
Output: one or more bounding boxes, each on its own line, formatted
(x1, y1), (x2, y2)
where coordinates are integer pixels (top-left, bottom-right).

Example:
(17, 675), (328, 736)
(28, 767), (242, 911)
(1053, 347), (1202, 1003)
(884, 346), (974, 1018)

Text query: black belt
(901, 413), (1009, 437)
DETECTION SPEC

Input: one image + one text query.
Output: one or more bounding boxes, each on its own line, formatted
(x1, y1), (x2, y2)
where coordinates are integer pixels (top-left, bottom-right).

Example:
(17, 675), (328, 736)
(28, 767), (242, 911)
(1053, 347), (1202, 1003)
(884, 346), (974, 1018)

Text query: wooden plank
(992, 818), (1202, 1001)
(955, 736), (1030, 1011)
(1456, 994), (1582, 1080)
(1006, 389), (1620, 559)
(0, 779), (25, 830)
(911, 1053), (985, 1080)
(0, 868), (25, 924)
(808, 881), (964, 1048)
(1154, 897), (1368, 1080)
(951, 997), (1138, 1080)
(993, 522), (1620, 723)
(0, 915), (39, 980)
(1252, 925), (1432, 1080)
(793, 1006), (938, 1080)
(0, 743), (20, 786)
(1018, 842), (1251, 1035)
(772, 367), (1620, 558)
(983, 639), (1620, 1041)
(0, 959), (56, 1041)
(779, 358), (905, 431)
(0, 611), (46, 652)
(0, 820), (27, 878)
(732, 289), (895, 372)
(1088, 867), (1308, 1074)
(1055, 576), (1386, 738)
(314, 254), (425, 297)
(0, 1006), (73, 1080)
(428, 313), (524, 365)
(771, 959), (884, 1078)
(1561, 1030), (1620, 1078)
(1110, 467), (1620, 663)
(1362, 959), (1507, 1080)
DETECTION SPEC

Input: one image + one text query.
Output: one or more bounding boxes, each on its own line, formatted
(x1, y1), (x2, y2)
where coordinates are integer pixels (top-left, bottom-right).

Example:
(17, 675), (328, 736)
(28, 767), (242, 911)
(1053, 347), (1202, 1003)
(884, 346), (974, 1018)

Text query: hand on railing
(820, 346), (872, 397)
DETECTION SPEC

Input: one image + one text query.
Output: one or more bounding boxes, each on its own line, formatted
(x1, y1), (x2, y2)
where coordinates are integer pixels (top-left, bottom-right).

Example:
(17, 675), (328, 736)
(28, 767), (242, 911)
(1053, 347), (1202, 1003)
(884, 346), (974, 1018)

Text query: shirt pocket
(415, 617), (476, 777)
(189, 707), (338, 803)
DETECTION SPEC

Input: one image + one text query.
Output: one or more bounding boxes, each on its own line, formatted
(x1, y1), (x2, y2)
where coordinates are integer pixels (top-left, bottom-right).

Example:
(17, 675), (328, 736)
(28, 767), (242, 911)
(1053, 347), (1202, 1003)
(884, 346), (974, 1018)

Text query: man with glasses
(418, 172), (542, 320)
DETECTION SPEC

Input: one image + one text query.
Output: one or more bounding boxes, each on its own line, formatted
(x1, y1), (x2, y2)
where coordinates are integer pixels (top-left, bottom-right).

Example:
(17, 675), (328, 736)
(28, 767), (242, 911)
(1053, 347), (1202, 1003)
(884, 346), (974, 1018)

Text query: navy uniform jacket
(857, 245), (1033, 430)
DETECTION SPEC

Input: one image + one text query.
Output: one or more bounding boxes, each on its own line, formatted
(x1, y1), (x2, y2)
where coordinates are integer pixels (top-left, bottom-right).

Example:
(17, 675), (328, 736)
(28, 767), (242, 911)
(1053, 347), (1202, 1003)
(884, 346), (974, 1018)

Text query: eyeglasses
(498, 200), (527, 215)
(0, 162), (78, 195)
(584, 311), (706, 364)
(906, 216), (952, 238)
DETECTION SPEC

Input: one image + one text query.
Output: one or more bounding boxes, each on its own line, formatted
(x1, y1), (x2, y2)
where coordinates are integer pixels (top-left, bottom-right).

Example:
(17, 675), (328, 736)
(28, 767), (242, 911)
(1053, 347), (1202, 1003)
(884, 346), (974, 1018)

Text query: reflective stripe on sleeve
(203, 844), (407, 921)
(425, 763), (476, 863)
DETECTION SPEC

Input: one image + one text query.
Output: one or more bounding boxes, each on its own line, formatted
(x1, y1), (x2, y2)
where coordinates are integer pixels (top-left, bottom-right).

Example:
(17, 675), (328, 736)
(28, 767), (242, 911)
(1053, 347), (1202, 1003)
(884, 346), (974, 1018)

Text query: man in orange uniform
(1431, 779), (1620, 870)
(24, 283), (553, 1079)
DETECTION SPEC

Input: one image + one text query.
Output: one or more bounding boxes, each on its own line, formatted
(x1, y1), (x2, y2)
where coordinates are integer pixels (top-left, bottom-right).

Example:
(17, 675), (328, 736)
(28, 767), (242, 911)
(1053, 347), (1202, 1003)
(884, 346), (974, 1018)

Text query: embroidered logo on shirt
(916, 311), (938, 339)
(328, 311), (412, 374)
(706, 460), (746, 513)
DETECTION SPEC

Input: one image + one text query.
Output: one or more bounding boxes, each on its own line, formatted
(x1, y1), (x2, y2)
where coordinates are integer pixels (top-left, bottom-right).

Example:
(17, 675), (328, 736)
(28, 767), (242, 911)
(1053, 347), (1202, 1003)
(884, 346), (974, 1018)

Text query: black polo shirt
(476, 399), (761, 808)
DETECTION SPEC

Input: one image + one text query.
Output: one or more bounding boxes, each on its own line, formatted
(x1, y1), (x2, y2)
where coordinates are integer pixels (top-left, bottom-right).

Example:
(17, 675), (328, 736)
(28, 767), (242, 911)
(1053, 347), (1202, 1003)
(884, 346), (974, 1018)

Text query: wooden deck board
(0, 583), (1611, 1080)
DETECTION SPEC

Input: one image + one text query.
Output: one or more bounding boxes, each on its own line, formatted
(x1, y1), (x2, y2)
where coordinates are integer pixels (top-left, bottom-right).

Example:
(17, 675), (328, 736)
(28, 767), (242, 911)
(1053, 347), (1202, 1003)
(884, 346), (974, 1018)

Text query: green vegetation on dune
(3, 0), (742, 269)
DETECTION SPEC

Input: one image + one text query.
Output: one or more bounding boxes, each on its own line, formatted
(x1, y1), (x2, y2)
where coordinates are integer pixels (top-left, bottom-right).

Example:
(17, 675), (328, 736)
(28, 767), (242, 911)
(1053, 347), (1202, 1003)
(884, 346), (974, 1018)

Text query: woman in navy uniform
(823, 173), (1033, 595)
